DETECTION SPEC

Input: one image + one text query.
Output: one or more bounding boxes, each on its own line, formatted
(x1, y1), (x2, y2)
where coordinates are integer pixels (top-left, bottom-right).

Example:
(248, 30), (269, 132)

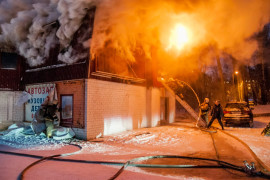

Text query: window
(96, 49), (131, 76)
(60, 95), (73, 127)
(1, 52), (18, 69)
(94, 48), (146, 80)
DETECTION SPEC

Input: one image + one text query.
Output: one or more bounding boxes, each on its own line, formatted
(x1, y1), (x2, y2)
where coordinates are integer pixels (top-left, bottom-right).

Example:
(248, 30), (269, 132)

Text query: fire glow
(166, 24), (191, 52)
(0, 0), (269, 67)
(158, 14), (205, 58)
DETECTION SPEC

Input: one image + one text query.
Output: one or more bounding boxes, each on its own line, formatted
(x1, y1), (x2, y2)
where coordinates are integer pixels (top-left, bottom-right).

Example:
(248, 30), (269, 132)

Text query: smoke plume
(0, 0), (269, 68)
(0, 0), (95, 66)
(91, 0), (270, 68)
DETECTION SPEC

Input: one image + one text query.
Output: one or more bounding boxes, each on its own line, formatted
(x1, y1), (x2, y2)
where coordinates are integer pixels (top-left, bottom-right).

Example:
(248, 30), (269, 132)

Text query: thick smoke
(91, 0), (270, 68)
(0, 0), (96, 66)
(0, 0), (269, 68)
(56, 0), (95, 64)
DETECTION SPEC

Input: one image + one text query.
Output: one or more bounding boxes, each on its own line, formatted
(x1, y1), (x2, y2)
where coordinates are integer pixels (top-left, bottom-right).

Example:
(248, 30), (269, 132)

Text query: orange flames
(91, 0), (270, 75)
(166, 24), (190, 52)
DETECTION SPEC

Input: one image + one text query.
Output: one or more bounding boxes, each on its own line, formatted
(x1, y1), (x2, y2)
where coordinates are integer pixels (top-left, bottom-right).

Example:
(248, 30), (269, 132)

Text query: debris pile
(31, 96), (75, 140)
(1, 94), (75, 141)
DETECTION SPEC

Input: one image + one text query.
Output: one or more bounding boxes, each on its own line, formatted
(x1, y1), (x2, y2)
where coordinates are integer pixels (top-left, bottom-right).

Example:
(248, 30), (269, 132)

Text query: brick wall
(0, 80), (175, 139)
(85, 79), (147, 139)
(72, 127), (87, 140)
(0, 91), (24, 130)
(85, 79), (175, 139)
(56, 80), (86, 139)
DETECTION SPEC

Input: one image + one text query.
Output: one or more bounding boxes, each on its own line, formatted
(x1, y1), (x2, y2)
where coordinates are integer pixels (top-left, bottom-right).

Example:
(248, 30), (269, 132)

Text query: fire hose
(199, 126), (270, 177)
(1, 148), (269, 180)
(106, 78), (270, 178)
(1, 81), (269, 179)
(17, 143), (82, 180)
(1, 130), (270, 180)
(108, 128), (270, 179)
(219, 129), (270, 176)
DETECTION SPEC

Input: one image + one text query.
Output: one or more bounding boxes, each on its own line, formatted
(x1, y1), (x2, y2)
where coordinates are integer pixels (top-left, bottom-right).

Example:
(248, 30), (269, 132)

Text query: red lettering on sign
(42, 87), (45, 94)
(38, 87), (41, 94)
(46, 87), (50, 93)
(31, 88), (34, 94)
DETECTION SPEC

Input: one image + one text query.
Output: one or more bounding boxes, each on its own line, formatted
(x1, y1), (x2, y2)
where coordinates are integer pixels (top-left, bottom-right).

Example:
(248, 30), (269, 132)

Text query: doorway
(60, 95), (73, 127)
(160, 97), (169, 124)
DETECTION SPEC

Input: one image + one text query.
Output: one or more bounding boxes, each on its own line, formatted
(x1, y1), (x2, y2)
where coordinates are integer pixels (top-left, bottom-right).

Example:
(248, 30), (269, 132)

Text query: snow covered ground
(0, 112), (269, 179)
(253, 104), (270, 115)
(224, 116), (270, 166)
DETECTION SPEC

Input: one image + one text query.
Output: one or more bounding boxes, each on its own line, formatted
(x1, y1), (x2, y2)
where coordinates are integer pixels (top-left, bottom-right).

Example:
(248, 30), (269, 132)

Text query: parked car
(223, 102), (253, 127)
(248, 98), (255, 109)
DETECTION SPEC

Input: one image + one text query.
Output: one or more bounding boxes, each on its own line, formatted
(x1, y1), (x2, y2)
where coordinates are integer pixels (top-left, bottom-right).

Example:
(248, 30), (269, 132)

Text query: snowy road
(223, 116), (270, 167)
(0, 116), (269, 179)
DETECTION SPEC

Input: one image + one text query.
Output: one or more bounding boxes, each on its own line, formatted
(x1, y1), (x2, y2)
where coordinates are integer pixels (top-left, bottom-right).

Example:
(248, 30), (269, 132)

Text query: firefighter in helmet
(200, 98), (211, 125)
(44, 99), (59, 138)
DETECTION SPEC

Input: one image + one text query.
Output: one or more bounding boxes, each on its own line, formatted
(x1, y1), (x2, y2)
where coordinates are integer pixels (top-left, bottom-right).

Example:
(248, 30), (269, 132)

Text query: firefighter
(207, 100), (224, 130)
(200, 98), (211, 125)
(44, 99), (59, 138)
(261, 122), (270, 136)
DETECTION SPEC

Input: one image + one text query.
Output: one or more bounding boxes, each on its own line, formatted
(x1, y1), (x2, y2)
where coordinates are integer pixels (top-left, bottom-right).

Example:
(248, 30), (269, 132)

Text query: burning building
(1, 0), (270, 139)
(0, 48), (25, 129)
(0, 2), (175, 140)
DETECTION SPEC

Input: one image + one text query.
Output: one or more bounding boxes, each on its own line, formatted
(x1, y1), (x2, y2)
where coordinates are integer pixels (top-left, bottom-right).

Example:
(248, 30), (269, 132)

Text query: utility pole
(215, 51), (226, 104)
(260, 44), (267, 104)
(231, 55), (239, 101)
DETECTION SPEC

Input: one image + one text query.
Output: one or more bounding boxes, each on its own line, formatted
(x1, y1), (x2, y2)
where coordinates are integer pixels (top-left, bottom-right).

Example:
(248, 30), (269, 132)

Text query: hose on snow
(1, 145), (270, 179)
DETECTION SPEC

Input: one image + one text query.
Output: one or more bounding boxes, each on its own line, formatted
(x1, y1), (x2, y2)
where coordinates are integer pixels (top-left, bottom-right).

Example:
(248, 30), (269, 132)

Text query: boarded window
(1, 52), (18, 69)
(60, 95), (73, 127)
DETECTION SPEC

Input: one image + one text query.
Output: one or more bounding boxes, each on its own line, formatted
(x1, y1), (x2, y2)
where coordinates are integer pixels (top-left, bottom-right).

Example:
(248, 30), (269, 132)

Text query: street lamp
(233, 71), (244, 101)
(232, 71), (239, 101)
(232, 71), (238, 85)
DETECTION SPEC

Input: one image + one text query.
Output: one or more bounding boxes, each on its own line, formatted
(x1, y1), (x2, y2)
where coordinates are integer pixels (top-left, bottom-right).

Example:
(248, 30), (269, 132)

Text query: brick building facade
(0, 49), (25, 129)
(0, 7), (176, 140)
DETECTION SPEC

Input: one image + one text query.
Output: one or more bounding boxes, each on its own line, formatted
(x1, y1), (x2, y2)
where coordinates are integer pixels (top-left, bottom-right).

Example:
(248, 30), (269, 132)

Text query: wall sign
(25, 84), (55, 121)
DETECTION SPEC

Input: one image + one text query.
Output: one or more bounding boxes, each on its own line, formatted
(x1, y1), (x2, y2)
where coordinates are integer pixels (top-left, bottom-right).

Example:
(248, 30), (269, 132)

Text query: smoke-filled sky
(0, 0), (270, 69)
(0, 0), (95, 66)
(91, 0), (270, 73)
